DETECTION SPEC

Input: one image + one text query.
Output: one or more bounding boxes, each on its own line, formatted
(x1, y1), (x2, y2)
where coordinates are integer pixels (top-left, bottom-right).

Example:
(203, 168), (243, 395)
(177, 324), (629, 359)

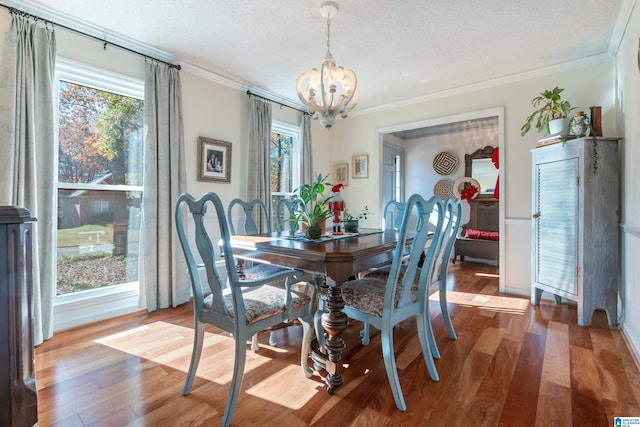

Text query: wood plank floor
(35, 261), (640, 426)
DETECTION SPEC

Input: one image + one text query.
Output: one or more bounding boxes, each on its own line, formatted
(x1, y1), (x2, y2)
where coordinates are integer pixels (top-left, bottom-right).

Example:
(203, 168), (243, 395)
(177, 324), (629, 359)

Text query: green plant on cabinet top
(521, 86), (575, 137)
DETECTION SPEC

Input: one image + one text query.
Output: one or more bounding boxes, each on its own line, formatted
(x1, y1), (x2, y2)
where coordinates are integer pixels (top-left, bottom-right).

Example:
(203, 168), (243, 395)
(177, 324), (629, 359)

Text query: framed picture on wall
(333, 163), (349, 186)
(352, 154), (368, 179)
(198, 136), (232, 183)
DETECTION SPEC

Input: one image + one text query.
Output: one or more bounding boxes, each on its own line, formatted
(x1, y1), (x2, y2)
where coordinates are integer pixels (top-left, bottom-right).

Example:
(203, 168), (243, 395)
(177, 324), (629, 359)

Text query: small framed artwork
(198, 136), (232, 183)
(352, 154), (368, 179)
(333, 163), (349, 186)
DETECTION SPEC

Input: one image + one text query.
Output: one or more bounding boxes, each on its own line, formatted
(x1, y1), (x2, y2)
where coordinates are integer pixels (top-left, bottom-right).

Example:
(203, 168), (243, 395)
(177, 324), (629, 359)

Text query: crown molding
(353, 52), (614, 116)
(608, 0), (637, 57)
(4, 0), (622, 117)
(4, 0), (177, 64)
(180, 61), (305, 112)
(5, 0), (308, 110)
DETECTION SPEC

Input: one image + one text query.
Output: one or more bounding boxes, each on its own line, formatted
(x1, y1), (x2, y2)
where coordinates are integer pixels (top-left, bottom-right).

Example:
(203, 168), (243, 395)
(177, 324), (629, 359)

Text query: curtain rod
(1, 4), (181, 70)
(246, 90), (308, 115)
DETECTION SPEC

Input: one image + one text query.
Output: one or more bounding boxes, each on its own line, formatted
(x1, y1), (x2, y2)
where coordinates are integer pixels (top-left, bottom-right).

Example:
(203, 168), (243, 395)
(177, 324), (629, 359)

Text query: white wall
(330, 60), (617, 298)
(615, 1), (640, 362)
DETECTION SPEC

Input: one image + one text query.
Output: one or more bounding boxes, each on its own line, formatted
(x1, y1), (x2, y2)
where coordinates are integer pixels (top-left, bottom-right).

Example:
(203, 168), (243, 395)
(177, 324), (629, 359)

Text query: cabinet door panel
(534, 157), (578, 295)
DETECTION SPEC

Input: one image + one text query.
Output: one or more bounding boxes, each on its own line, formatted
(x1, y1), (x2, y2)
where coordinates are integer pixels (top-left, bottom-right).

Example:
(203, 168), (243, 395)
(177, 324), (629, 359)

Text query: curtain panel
(142, 60), (188, 311)
(247, 96), (272, 232)
(0, 14), (56, 345)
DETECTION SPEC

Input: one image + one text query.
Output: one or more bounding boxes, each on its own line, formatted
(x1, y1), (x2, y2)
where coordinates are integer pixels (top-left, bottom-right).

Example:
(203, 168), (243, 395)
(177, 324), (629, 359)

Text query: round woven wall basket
(432, 152), (458, 175)
(434, 179), (455, 199)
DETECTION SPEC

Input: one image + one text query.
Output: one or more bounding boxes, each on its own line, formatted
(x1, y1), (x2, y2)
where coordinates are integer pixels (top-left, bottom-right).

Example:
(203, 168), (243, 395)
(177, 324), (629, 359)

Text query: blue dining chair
(339, 194), (445, 411)
(227, 197), (269, 236)
(176, 192), (315, 427)
(227, 197), (308, 350)
(382, 199), (407, 231)
(362, 198), (463, 355)
(428, 198), (463, 341)
(273, 197), (298, 234)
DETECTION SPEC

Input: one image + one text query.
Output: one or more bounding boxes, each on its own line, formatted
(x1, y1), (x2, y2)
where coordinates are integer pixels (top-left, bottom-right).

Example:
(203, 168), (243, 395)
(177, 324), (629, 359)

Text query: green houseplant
(292, 173), (334, 239)
(343, 205), (370, 233)
(521, 86), (575, 137)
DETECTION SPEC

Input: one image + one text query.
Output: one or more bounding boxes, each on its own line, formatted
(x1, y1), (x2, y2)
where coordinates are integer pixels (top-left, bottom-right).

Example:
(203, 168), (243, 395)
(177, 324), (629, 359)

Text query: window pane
(58, 81), (144, 185)
(56, 190), (142, 295)
(270, 132), (293, 193)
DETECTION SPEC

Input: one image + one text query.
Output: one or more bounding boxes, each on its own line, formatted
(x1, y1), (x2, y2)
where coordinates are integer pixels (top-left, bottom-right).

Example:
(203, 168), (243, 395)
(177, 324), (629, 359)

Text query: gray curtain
(301, 113), (313, 184)
(0, 13), (56, 345)
(142, 60), (188, 311)
(247, 96), (272, 232)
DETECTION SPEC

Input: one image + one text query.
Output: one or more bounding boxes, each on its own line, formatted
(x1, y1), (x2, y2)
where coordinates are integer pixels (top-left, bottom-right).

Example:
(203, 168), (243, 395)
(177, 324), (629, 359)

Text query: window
(270, 120), (301, 209)
(54, 58), (144, 326)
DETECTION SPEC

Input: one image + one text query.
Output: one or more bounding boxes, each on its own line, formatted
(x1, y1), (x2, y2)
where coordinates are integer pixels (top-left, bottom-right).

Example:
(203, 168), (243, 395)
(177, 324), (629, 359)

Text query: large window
(55, 59), (144, 304)
(270, 120), (301, 210)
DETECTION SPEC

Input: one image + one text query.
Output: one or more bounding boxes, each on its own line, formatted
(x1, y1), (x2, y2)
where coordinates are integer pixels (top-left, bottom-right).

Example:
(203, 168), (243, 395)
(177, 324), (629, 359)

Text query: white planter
(548, 117), (567, 136)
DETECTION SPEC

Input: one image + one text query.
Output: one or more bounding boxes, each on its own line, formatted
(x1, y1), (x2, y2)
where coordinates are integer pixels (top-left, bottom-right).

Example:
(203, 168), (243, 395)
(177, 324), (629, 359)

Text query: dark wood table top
(229, 229), (401, 283)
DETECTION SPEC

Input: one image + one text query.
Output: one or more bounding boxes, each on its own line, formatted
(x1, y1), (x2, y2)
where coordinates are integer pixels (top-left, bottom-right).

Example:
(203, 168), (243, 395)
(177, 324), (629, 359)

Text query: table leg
(320, 276), (348, 394)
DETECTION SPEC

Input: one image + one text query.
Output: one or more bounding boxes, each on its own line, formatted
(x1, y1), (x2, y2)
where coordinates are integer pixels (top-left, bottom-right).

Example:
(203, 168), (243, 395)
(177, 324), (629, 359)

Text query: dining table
(228, 228), (403, 394)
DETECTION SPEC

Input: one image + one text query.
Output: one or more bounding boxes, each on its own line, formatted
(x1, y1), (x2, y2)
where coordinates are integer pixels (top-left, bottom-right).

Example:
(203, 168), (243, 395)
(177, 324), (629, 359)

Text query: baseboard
(620, 324), (640, 371)
(53, 286), (140, 331)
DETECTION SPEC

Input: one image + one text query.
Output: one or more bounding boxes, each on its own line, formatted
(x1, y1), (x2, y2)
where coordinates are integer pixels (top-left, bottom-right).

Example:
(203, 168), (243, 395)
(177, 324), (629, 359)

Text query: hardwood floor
(35, 261), (640, 426)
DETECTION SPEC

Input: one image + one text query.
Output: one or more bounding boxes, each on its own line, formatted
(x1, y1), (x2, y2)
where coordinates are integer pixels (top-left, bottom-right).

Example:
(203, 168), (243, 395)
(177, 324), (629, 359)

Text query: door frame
(376, 106), (505, 293)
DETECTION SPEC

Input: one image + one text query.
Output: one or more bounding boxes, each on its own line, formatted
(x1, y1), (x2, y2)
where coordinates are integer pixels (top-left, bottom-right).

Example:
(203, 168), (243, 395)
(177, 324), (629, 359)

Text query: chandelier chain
(326, 12), (331, 52)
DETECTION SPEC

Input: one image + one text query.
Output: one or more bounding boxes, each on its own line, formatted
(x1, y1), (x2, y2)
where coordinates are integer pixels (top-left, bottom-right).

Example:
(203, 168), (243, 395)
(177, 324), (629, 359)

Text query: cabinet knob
(532, 213), (540, 219)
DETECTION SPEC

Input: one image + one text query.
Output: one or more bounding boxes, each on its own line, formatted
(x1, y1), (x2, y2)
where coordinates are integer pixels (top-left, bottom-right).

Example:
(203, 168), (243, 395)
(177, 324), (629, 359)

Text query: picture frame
(198, 136), (232, 183)
(333, 163), (349, 186)
(352, 154), (368, 179)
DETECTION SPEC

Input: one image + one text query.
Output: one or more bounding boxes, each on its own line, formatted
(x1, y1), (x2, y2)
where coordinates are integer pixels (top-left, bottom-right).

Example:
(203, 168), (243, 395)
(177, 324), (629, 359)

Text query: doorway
(376, 107), (505, 292)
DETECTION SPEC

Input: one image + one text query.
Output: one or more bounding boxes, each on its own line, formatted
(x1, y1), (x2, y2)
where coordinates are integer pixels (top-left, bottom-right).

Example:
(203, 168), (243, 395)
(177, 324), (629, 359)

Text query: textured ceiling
(6, 0), (627, 112)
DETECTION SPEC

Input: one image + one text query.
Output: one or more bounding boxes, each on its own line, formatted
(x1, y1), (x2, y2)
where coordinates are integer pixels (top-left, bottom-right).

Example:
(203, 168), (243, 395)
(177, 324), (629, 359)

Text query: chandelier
(296, 1), (358, 129)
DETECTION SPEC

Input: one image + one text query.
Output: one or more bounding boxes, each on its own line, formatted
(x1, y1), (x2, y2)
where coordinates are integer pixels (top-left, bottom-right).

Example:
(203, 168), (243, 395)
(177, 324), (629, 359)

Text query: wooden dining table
(228, 229), (403, 394)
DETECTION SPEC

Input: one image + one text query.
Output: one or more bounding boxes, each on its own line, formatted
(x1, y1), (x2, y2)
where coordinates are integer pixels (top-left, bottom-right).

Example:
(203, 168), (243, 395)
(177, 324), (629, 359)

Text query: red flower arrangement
(460, 185), (479, 201)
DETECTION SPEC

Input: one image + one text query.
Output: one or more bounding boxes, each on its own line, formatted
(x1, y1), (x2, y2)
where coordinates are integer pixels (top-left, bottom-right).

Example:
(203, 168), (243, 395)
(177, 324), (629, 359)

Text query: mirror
(465, 146), (498, 199)
(472, 158), (498, 195)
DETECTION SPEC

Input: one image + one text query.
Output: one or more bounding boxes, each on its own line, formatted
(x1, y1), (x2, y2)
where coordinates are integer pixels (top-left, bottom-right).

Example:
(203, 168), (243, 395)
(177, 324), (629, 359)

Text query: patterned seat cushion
(364, 267), (420, 289)
(342, 276), (419, 318)
(203, 285), (310, 325)
(241, 263), (290, 280)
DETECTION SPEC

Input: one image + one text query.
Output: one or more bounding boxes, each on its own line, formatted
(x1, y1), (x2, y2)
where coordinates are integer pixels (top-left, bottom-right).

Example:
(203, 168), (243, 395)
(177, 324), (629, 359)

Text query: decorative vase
(343, 219), (359, 233)
(569, 111), (590, 137)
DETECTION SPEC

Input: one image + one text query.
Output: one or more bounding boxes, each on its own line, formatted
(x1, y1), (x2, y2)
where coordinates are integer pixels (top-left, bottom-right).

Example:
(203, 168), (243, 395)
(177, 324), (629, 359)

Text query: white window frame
(53, 58), (144, 331)
(271, 120), (302, 198)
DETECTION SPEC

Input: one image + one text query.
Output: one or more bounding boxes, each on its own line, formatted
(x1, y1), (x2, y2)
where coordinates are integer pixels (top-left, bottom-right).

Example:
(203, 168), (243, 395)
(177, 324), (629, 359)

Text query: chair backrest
(274, 197), (297, 234)
(382, 200), (407, 230)
(175, 192), (243, 329)
(430, 198), (463, 288)
(383, 194), (444, 312)
(227, 198), (270, 235)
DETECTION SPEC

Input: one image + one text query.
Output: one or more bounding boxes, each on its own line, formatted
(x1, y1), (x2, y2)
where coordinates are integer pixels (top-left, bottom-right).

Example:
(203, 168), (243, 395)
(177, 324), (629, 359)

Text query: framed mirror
(464, 146), (498, 199)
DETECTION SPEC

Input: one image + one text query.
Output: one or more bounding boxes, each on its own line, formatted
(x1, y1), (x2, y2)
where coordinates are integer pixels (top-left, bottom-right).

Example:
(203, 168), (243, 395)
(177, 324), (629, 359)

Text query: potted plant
(343, 205), (370, 233)
(292, 173), (334, 239)
(520, 86), (575, 137)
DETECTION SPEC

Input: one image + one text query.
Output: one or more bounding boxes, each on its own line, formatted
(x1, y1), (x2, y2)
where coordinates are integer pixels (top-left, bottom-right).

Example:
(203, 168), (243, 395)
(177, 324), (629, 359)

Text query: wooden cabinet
(531, 137), (620, 326)
(0, 206), (38, 426)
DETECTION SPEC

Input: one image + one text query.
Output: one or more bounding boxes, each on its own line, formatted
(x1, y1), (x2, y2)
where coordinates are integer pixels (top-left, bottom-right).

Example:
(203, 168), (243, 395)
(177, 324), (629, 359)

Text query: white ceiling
(6, 0), (629, 112)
